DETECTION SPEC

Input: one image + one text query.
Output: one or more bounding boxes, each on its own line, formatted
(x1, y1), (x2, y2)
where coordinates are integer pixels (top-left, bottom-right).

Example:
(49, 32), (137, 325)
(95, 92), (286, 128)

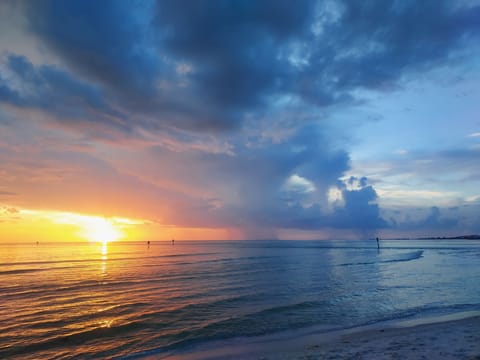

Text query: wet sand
(283, 315), (480, 360)
(163, 314), (480, 360)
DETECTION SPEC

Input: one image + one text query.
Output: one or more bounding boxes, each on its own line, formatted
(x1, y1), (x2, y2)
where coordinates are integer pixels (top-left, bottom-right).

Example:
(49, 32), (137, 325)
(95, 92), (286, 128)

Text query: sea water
(0, 240), (479, 359)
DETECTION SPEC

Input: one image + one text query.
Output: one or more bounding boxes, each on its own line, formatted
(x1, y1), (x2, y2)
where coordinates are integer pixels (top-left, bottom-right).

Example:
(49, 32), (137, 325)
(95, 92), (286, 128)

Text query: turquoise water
(0, 240), (479, 359)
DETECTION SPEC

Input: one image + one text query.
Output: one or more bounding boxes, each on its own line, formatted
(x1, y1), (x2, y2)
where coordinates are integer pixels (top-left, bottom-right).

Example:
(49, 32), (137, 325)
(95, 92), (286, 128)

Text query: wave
(0, 265), (81, 276)
(0, 320), (147, 359)
(382, 250), (423, 263)
(0, 268), (49, 275)
(357, 303), (480, 329)
(339, 250), (423, 267)
(0, 252), (220, 268)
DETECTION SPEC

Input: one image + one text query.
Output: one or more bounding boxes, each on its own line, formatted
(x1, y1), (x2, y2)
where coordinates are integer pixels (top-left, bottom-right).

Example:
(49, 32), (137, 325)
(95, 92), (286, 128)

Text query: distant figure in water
(376, 237), (380, 249)
(36, 241), (39, 246)
(172, 239), (175, 245)
(147, 241), (150, 247)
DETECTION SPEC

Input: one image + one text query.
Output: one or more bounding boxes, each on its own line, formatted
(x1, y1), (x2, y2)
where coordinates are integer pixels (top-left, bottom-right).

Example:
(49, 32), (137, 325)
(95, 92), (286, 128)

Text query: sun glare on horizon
(52, 212), (125, 243)
(81, 217), (123, 243)
(16, 209), (132, 243)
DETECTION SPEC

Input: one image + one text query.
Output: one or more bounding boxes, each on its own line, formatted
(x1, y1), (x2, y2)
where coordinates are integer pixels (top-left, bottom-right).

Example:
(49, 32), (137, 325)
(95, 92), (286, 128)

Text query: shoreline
(158, 312), (480, 359)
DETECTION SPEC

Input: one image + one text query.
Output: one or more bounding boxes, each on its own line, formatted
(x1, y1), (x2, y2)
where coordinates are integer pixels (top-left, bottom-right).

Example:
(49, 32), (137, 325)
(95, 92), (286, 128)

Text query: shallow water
(0, 240), (479, 359)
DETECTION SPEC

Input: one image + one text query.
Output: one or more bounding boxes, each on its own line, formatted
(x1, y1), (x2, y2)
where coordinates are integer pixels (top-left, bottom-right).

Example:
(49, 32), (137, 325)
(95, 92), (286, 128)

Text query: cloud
(153, 0), (315, 111)
(352, 146), (480, 208)
(108, 126), (388, 237)
(424, 206), (458, 229)
(389, 206), (459, 231)
(329, 177), (387, 230)
(26, 0), (159, 96)
(6, 0), (476, 134)
(3, 207), (19, 214)
(132, 124), (352, 231)
(284, 174), (316, 194)
(153, 0), (480, 118)
(0, 54), (127, 133)
(0, 1), (479, 238)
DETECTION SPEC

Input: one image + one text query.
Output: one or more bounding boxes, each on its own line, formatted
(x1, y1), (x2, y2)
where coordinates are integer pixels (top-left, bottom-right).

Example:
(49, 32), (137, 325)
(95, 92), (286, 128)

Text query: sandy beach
(286, 316), (480, 360)
(164, 314), (480, 360)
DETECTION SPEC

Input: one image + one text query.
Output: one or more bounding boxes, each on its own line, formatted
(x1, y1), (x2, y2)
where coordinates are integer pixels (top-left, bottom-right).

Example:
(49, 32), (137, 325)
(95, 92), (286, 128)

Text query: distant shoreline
(416, 234), (480, 240)
(376, 235), (480, 241)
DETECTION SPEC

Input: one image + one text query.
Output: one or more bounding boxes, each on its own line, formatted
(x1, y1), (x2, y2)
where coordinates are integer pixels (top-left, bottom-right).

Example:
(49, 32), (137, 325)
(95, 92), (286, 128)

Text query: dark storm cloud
(26, 0), (159, 96)
(153, 0), (480, 116)
(14, 0), (479, 131)
(278, 176), (387, 232)
(143, 127), (386, 232)
(154, 0), (315, 110)
(219, 125), (350, 229)
(305, 0), (480, 93)
(393, 206), (459, 231)
(22, 0), (216, 132)
(250, 176), (387, 231)
(0, 55), (125, 128)
(333, 177), (387, 230)
(139, 123), (350, 228)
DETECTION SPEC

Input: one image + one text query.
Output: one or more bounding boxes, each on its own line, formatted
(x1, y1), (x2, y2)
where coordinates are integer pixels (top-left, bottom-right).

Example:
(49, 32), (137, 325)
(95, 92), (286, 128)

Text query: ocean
(1, 239), (479, 359)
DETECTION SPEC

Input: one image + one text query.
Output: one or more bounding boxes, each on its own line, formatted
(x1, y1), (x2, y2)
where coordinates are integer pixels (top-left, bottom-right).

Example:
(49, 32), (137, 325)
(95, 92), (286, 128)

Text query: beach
(166, 314), (480, 359)
(285, 315), (480, 360)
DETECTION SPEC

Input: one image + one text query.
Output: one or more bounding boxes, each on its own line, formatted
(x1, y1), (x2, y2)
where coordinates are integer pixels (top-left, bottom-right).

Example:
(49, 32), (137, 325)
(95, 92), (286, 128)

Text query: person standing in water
(376, 237), (380, 249)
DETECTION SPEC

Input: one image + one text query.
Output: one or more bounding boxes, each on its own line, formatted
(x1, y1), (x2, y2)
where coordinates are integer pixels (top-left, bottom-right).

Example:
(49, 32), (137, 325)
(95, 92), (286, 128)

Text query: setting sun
(45, 212), (125, 243)
(0, 205), (232, 243)
(0, 208), (141, 243)
(81, 217), (123, 243)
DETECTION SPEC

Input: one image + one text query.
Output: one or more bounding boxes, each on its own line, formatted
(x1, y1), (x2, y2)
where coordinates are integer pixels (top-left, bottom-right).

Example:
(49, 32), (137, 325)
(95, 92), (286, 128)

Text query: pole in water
(376, 237), (380, 249)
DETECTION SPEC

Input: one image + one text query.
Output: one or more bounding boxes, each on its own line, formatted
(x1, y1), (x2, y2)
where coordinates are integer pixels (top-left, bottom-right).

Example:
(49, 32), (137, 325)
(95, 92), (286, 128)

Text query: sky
(0, 0), (479, 242)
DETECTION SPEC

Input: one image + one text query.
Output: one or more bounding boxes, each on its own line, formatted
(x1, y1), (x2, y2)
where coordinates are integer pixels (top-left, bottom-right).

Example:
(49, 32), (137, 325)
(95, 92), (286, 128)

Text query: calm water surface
(1, 240), (479, 359)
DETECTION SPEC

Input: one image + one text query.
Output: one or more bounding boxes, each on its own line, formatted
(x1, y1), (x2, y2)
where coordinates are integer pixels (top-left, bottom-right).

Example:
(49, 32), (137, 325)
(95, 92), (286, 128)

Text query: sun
(82, 217), (123, 243)
(8, 209), (140, 243)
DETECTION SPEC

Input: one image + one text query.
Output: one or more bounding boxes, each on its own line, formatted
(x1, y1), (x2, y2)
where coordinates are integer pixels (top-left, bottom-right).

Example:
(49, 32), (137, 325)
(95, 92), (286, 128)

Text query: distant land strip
(373, 235), (480, 240)
(416, 235), (480, 240)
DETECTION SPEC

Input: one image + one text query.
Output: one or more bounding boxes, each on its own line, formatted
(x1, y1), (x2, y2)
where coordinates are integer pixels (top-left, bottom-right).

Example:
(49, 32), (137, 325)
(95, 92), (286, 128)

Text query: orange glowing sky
(0, 207), (237, 242)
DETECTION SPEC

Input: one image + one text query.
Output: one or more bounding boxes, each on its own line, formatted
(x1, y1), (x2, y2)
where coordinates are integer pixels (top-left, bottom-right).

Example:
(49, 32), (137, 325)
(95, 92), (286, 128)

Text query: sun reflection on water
(101, 241), (108, 276)
(100, 319), (114, 328)
(101, 241), (108, 257)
